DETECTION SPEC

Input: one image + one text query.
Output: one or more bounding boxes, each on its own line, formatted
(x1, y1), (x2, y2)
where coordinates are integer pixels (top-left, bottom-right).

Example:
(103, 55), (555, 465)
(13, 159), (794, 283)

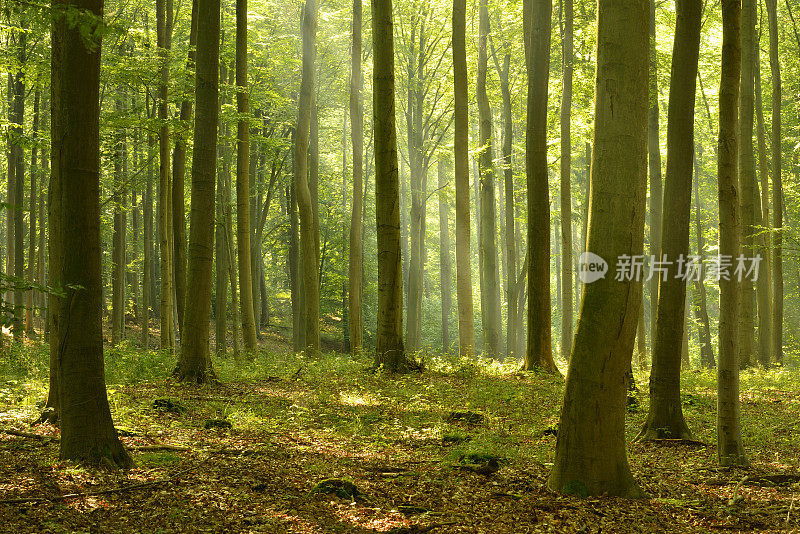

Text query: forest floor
(1, 326), (800, 533)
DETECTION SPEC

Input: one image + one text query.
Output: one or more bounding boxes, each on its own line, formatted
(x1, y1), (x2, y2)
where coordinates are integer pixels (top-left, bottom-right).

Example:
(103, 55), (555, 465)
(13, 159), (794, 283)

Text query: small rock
(204, 419), (232, 430)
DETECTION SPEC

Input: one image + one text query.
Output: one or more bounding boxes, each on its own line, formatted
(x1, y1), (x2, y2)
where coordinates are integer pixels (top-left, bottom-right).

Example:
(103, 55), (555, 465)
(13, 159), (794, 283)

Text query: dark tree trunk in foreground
(547, 0), (648, 498)
(524, 0), (557, 372)
(174, 0), (221, 383)
(52, 0), (131, 468)
(716, 0), (748, 467)
(638, 0), (702, 441)
(452, 0), (475, 356)
(373, 0), (411, 372)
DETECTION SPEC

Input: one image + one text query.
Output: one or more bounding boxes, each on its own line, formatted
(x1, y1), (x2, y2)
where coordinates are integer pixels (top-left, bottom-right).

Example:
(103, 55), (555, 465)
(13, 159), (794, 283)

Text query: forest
(1, 0), (800, 530)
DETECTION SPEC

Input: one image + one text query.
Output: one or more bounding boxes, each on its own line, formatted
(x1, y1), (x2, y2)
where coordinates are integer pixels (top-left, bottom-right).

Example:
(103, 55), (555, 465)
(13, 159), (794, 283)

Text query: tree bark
(693, 144), (716, 369)
(438, 158), (452, 354)
(524, 0), (556, 372)
(294, 0), (320, 354)
(476, 0), (502, 358)
(765, 0), (782, 365)
(372, 0), (410, 372)
(452, 0), (475, 357)
(12, 27), (26, 341)
(717, 0), (748, 467)
(547, 0), (648, 498)
(52, 0), (131, 467)
(174, 0), (220, 382)
(157, 0), (175, 351)
(26, 90), (39, 336)
(235, 0), (258, 352)
(560, 0), (574, 360)
(112, 88), (126, 345)
(637, 0), (701, 442)
(738, 0), (756, 369)
(648, 0), (663, 351)
(348, 0), (364, 355)
(171, 0), (197, 336)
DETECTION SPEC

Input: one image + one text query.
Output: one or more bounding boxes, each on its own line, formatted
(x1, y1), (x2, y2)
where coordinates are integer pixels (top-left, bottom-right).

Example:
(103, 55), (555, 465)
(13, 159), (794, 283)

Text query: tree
(716, 0), (748, 467)
(476, 0), (502, 357)
(171, 0), (198, 335)
(765, 0), (782, 365)
(693, 144), (716, 369)
(559, 0), (574, 360)
(157, 0), (175, 351)
(11, 23), (26, 341)
(452, 0), (474, 357)
(294, 0), (320, 353)
(112, 86), (127, 346)
(438, 158), (452, 354)
(738, 0), (756, 368)
(637, 0), (702, 441)
(174, 0), (221, 383)
(547, 0), (648, 498)
(52, 0), (131, 468)
(648, 0), (663, 352)
(524, 0), (557, 372)
(348, 0), (364, 355)
(373, 0), (412, 372)
(236, 0), (258, 352)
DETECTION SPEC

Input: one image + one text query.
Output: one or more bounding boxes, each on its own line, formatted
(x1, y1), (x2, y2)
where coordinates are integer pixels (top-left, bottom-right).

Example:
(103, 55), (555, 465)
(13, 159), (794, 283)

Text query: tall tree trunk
(717, 0), (748, 467)
(26, 90), (39, 336)
(477, 0), (501, 357)
(112, 89), (126, 346)
(438, 158), (452, 354)
(5, 72), (14, 315)
(289, 181), (302, 352)
(142, 131), (154, 348)
(753, 32), (772, 366)
(348, 0), (364, 355)
(373, 0), (410, 372)
(12, 27), (26, 341)
(157, 0), (175, 351)
(547, 0), (648, 498)
(694, 144), (716, 369)
(52, 0), (132, 467)
(765, 0), (782, 365)
(738, 0), (756, 369)
(171, 0), (197, 336)
(560, 0), (574, 360)
(174, 0), (220, 382)
(637, 0), (701, 442)
(295, 0), (320, 353)
(236, 0), (258, 352)
(524, 0), (556, 372)
(452, 0), (475, 357)
(648, 0), (663, 350)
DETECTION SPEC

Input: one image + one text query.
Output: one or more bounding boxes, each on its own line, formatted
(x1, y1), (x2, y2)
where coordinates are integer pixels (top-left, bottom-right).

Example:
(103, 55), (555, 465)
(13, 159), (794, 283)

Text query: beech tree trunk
(52, 0), (132, 467)
(12, 28), (25, 341)
(170, 0), (197, 335)
(738, 0), (756, 369)
(26, 90), (39, 336)
(452, 0), (475, 356)
(560, 0), (574, 360)
(477, 0), (502, 357)
(547, 0), (648, 498)
(348, 0), (364, 355)
(157, 0), (175, 351)
(648, 0), (663, 350)
(438, 158), (452, 354)
(766, 0), (782, 365)
(294, 0), (320, 353)
(693, 144), (716, 369)
(638, 0), (702, 441)
(717, 0), (748, 466)
(112, 88), (127, 346)
(372, 0), (410, 372)
(524, 0), (556, 372)
(174, 0), (221, 383)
